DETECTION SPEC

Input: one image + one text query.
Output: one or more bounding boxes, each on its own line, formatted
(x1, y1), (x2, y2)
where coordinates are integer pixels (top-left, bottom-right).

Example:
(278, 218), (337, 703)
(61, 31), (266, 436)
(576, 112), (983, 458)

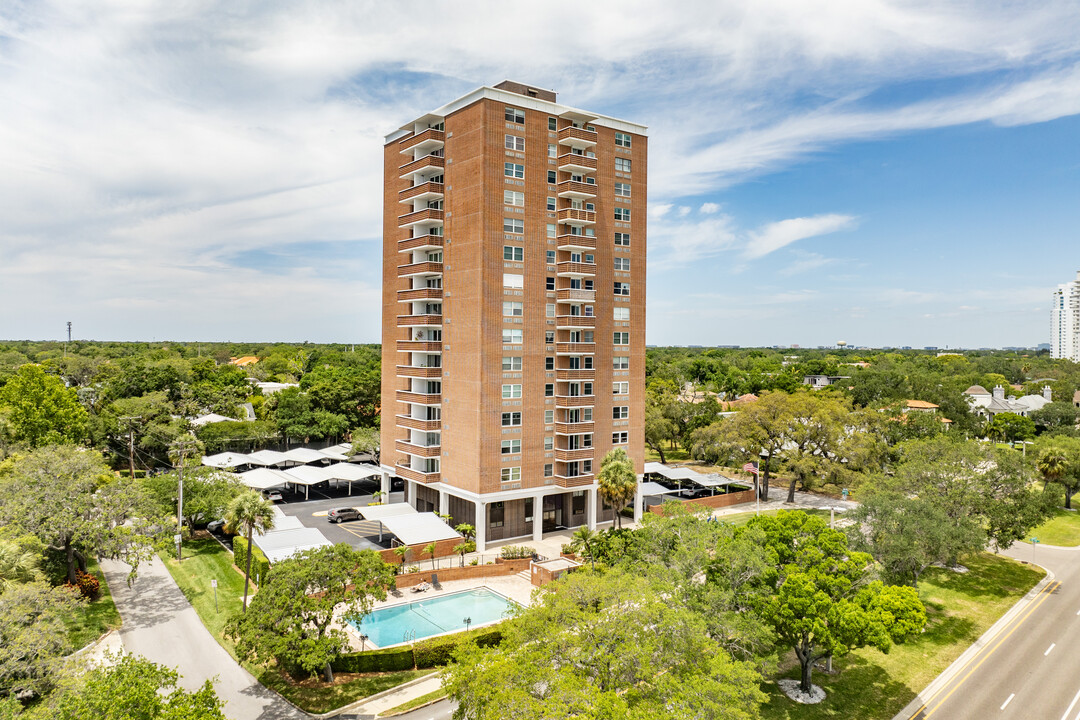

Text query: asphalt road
(904, 543), (1080, 720)
(382, 697), (456, 719)
(274, 490), (406, 551)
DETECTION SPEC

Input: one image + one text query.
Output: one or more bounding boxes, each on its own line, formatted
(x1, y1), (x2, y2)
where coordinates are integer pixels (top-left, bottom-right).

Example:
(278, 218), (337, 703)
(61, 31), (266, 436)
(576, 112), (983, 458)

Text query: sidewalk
(317, 672), (443, 718)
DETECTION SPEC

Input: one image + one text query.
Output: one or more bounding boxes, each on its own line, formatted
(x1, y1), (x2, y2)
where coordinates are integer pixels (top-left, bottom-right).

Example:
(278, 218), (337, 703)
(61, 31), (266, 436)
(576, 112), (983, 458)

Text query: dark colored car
(328, 507), (360, 523)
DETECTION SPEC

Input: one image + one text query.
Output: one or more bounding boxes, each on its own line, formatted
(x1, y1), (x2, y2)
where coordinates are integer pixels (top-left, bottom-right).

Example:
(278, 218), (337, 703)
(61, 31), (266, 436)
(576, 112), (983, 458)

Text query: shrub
(331, 646), (416, 673)
(499, 545), (534, 560)
(414, 628), (503, 668)
(72, 569), (100, 600)
(469, 559), (479, 566)
(232, 535), (271, 587)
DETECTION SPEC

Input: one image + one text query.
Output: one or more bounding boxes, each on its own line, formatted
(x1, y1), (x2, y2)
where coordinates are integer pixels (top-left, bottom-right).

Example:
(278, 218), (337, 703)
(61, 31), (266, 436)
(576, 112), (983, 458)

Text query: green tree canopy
(223, 491), (275, 610)
(0, 582), (84, 700)
(596, 448), (636, 528)
(0, 365), (88, 449)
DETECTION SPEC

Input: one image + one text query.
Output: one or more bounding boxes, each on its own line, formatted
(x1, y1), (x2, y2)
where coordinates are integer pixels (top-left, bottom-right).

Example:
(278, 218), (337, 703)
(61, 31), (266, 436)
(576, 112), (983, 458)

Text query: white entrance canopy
(253, 527), (332, 564)
(358, 503), (418, 521)
(639, 481), (682, 496)
(283, 447), (330, 464)
(379, 512), (461, 546)
(238, 468), (293, 490)
(246, 450), (289, 467)
(202, 452), (252, 469)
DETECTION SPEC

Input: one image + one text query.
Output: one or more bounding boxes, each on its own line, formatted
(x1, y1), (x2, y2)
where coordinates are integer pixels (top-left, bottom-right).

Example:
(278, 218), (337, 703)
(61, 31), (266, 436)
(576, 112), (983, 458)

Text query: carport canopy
(202, 452), (252, 469)
(324, 463), (381, 482)
(283, 447), (330, 464)
(639, 481), (682, 496)
(238, 467), (293, 490)
(378, 512), (461, 547)
(246, 449), (289, 467)
(253, 527), (332, 564)
(358, 503), (418, 521)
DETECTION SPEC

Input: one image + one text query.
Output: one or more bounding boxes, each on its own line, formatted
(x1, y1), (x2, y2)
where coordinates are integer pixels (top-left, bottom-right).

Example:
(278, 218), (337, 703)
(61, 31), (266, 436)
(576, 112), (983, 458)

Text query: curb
(892, 562), (1055, 720)
(308, 671), (440, 719)
(377, 693), (448, 718)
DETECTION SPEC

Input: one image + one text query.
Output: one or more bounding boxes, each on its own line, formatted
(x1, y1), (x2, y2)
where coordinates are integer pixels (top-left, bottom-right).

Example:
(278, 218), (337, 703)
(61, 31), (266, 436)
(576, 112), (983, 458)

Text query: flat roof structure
(378, 512), (461, 547)
(253, 527), (333, 564)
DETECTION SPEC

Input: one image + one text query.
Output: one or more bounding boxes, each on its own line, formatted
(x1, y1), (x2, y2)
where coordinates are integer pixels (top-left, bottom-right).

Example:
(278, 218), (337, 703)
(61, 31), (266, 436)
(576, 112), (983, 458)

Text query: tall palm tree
(424, 542), (438, 570)
(0, 540), (40, 592)
(224, 491), (275, 611)
(1038, 444), (1072, 508)
(597, 448), (637, 529)
(393, 544), (411, 572)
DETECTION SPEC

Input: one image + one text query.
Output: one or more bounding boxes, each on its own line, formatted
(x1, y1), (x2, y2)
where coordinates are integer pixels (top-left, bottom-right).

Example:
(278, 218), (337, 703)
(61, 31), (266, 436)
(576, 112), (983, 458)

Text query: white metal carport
(202, 452), (253, 469)
(252, 527), (333, 564)
(238, 467), (293, 490)
(378, 512), (461, 547)
(322, 463), (382, 495)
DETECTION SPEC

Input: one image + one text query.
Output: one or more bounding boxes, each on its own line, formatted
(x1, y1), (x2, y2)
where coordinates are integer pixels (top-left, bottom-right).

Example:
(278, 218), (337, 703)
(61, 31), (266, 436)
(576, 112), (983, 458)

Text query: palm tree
(424, 542), (438, 570)
(371, 490), (386, 505)
(453, 540), (476, 567)
(569, 526), (596, 570)
(224, 491), (275, 611)
(393, 544), (411, 572)
(1038, 444), (1073, 508)
(0, 540), (40, 592)
(455, 523), (475, 541)
(597, 448), (637, 529)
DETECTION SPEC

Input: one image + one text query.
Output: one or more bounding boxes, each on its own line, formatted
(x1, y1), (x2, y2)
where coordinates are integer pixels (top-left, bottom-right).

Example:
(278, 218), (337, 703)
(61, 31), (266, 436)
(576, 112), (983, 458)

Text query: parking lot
(270, 481), (408, 551)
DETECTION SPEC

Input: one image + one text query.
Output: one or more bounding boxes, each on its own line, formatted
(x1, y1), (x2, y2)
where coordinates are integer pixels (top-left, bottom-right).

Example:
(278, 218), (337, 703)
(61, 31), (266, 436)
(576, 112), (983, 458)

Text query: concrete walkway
(100, 555), (306, 720)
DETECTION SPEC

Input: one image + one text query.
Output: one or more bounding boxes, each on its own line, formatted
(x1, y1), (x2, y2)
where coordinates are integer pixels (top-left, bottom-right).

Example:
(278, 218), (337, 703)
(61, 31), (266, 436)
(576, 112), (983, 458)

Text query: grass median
(759, 551), (1045, 720)
(159, 537), (425, 714)
(66, 558), (122, 650)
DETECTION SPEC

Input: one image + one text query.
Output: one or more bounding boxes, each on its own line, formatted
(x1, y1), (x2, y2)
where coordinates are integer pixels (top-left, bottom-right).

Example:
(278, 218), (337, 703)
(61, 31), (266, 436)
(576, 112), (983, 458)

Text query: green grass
(380, 687), (448, 716)
(758, 552), (1044, 720)
(1023, 508), (1080, 546)
(65, 558), (122, 650)
(644, 445), (690, 463)
(158, 538), (427, 714)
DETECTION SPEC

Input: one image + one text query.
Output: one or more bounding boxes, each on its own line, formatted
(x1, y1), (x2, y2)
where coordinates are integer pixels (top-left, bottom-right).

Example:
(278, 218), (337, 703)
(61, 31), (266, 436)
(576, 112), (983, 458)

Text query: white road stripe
(1061, 685), (1080, 720)
(1046, 643), (1057, 656)
(1001, 693), (1015, 710)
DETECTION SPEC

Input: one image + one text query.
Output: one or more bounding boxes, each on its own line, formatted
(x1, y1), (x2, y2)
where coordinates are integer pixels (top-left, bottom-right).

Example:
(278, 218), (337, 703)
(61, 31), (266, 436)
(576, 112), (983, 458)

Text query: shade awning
(246, 450), (289, 467)
(283, 447), (330, 464)
(202, 452), (252, 468)
(252, 527), (333, 563)
(281, 465), (334, 486)
(323, 463), (382, 482)
(379, 512), (460, 546)
(359, 503), (418, 521)
(639, 481), (682, 496)
(238, 468), (293, 490)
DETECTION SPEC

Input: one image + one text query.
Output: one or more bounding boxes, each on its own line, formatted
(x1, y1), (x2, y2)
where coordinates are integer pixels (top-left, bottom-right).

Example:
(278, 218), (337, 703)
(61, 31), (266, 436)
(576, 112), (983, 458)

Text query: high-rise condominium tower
(380, 81), (647, 551)
(1051, 271), (1080, 362)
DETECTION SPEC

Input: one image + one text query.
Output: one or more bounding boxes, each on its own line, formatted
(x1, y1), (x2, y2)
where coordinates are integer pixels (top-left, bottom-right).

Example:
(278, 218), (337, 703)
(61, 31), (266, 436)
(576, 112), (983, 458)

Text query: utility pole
(118, 416), (141, 480)
(170, 439), (198, 562)
(64, 321), (71, 358)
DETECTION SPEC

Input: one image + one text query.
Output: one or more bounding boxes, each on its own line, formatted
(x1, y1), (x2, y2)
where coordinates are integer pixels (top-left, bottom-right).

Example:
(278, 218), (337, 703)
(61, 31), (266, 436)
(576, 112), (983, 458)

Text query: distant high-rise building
(381, 81), (647, 551)
(1051, 271), (1080, 362)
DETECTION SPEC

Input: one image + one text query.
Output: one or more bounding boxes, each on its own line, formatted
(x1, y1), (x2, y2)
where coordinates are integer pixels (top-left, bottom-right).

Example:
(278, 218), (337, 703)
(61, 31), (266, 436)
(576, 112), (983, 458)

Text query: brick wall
(379, 537), (462, 567)
(393, 557), (530, 588)
(647, 488), (756, 515)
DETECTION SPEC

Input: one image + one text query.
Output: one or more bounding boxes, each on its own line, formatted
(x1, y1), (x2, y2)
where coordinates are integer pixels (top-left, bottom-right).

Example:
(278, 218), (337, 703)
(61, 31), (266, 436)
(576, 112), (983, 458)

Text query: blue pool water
(353, 587), (517, 647)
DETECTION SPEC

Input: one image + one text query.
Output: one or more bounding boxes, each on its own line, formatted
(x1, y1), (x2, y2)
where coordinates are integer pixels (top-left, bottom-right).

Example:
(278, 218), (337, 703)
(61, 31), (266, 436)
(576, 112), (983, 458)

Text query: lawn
(758, 552), (1044, 720)
(66, 558), (122, 650)
(644, 445), (690, 463)
(1023, 508), (1080, 547)
(158, 538), (424, 714)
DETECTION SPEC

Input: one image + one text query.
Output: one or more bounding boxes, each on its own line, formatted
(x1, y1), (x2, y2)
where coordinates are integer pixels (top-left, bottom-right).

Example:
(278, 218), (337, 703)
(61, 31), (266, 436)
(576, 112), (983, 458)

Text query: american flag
(743, 462), (759, 475)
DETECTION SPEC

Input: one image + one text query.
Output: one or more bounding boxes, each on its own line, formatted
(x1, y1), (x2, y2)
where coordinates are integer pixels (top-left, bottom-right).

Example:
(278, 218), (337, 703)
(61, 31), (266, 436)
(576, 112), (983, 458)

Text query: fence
(393, 556), (533, 587)
(648, 487), (757, 515)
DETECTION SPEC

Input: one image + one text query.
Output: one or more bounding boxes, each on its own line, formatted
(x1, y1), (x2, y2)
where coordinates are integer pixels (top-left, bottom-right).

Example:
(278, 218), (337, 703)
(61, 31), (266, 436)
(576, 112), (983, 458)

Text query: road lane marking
(914, 580), (1059, 719)
(1046, 643), (1057, 656)
(1064, 688), (1080, 720)
(1001, 693), (1015, 710)
(1063, 687), (1080, 720)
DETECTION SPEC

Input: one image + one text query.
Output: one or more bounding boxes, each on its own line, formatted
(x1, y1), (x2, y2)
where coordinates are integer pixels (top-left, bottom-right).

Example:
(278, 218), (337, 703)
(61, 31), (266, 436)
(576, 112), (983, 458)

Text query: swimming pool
(352, 587), (517, 647)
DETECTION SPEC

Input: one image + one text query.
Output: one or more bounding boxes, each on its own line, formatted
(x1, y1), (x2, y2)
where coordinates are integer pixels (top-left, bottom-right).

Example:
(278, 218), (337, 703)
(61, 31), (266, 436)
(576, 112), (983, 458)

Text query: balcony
(557, 125), (597, 149)
(396, 390), (441, 405)
(554, 447), (594, 462)
(556, 395), (595, 408)
(396, 314), (442, 328)
(397, 287), (443, 302)
(397, 261), (443, 278)
(395, 440), (441, 459)
(555, 421), (594, 435)
(557, 180), (597, 200)
(398, 181), (444, 204)
(398, 154), (445, 179)
(558, 153), (597, 173)
(557, 234), (596, 250)
(398, 208), (444, 229)
(556, 368), (595, 380)
(557, 208), (596, 227)
(396, 415), (441, 432)
(398, 128), (445, 155)
(553, 472), (594, 488)
(396, 340), (442, 353)
(396, 464), (440, 484)
(556, 288), (595, 302)
(556, 342), (595, 355)
(556, 316), (595, 330)
(557, 261), (596, 277)
(398, 235), (443, 253)
(397, 365), (442, 380)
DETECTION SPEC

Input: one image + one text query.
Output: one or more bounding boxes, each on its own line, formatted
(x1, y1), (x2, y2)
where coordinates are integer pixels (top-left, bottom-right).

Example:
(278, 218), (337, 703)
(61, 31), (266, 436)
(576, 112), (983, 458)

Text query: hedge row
(232, 535), (271, 587)
(331, 627), (504, 673)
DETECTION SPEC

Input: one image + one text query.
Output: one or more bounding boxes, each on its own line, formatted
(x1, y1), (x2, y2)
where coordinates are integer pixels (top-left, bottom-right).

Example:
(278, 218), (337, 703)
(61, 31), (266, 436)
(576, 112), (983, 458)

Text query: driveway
(100, 555), (306, 720)
(275, 491), (406, 551)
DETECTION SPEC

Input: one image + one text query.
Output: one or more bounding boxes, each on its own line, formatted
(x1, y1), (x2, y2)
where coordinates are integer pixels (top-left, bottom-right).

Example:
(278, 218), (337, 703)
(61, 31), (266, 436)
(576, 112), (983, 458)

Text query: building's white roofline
(385, 85), (648, 143)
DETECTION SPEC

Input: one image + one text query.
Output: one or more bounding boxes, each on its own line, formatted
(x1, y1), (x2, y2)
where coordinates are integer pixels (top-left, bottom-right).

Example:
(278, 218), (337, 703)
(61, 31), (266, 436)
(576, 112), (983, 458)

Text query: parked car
(206, 519), (226, 533)
(263, 489), (283, 502)
(328, 507), (360, 523)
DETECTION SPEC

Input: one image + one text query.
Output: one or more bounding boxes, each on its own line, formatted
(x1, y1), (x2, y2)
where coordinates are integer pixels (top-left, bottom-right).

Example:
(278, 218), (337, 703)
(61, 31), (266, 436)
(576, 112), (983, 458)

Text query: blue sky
(1, 1), (1078, 348)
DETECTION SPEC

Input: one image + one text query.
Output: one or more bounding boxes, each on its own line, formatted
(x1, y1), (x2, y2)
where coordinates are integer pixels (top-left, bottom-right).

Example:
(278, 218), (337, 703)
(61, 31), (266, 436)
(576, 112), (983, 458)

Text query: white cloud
(743, 214), (857, 259)
(677, 206), (692, 217)
(650, 203), (674, 218)
(700, 202), (720, 214)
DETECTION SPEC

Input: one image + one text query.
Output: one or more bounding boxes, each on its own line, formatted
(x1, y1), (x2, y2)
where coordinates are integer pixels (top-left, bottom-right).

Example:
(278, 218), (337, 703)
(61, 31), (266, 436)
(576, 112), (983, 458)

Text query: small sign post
(211, 579), (218, 612)
(1031, 537), (1039, 566)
